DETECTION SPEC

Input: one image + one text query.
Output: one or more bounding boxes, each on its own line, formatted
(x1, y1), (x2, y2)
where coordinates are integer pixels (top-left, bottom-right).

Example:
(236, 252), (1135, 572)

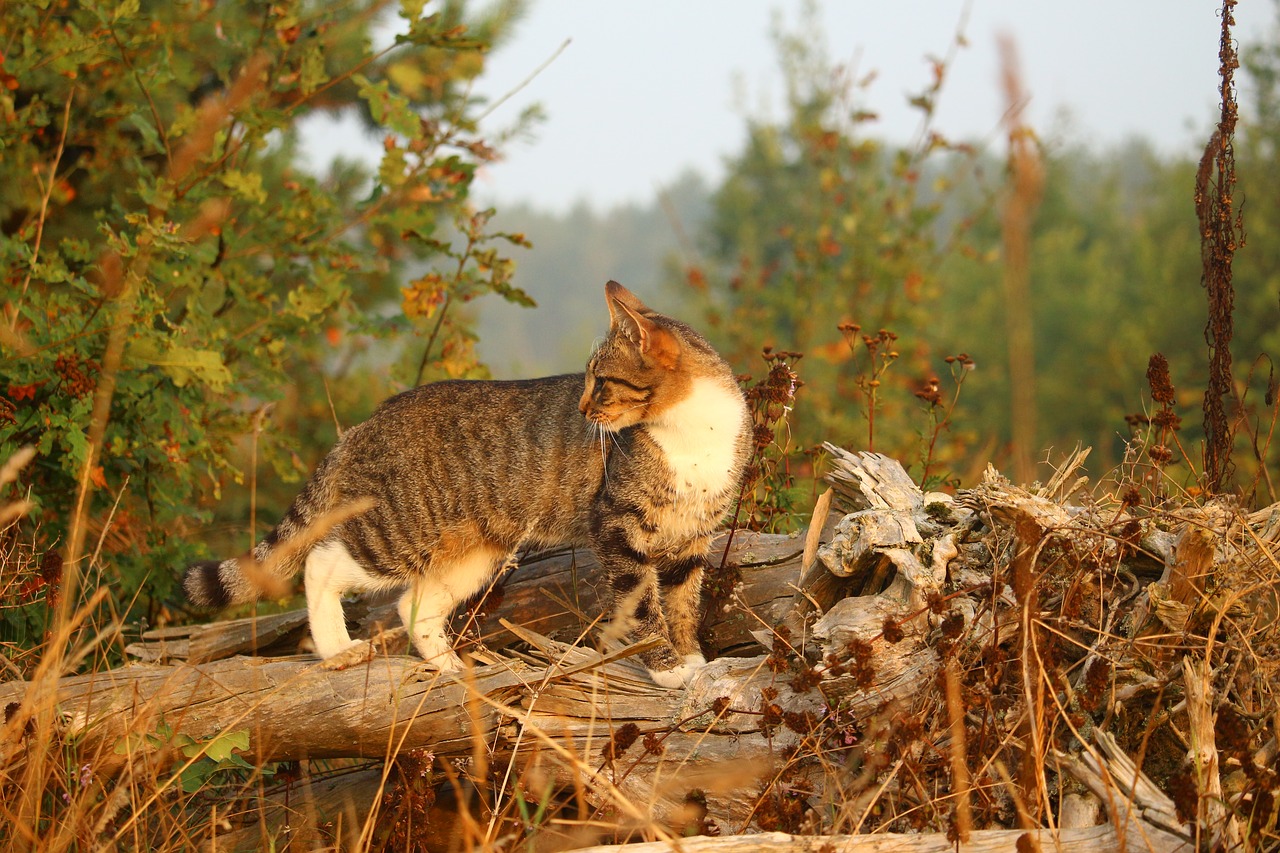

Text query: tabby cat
(184, 281), (751, 687)
(185, 281), (752, 681)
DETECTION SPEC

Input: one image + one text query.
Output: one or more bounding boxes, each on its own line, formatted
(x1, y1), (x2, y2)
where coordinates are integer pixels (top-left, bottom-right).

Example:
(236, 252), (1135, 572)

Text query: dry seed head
(881, 617), (905, 644)
(914, 375), (942, 405)
(783, 710), (820, 734)
(1146, 352), (1176, 404)
(601, 722), (641, 761)
(789, 667), (823, 693)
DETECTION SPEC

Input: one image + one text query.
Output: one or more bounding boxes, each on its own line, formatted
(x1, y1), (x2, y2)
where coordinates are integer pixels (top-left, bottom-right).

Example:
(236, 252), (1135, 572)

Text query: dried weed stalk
(1197, 0), (1245, 494)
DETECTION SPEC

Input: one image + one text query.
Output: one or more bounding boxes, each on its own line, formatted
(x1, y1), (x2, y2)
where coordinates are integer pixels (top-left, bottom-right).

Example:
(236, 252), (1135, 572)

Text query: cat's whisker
(608, 430), (630, 461)
(594, 422), (609, 480)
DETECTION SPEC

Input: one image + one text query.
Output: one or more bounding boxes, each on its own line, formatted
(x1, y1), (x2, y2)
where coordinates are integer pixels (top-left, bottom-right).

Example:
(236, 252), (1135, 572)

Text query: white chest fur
(644, 376), (747, 498)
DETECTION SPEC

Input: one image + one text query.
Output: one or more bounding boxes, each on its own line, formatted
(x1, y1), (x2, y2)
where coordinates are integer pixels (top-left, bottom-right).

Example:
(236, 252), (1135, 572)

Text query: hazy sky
(304, 2), (1275, 213)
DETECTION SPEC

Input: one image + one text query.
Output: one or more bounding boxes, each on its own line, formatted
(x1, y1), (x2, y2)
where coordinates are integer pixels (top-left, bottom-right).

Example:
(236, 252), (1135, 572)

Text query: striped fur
(183, 281), (751, 687)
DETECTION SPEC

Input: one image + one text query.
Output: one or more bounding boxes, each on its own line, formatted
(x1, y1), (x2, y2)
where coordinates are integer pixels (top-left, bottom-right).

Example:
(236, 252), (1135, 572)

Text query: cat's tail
(183, 454), (348, 609)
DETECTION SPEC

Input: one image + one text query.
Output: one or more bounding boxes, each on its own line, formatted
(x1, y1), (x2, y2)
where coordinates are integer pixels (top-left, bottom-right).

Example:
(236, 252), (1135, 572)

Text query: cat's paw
(418, 650), (464, 672)
(317, 639), (375, 670)
(411, 634), (464, 672)
(648, 653), (707, 689)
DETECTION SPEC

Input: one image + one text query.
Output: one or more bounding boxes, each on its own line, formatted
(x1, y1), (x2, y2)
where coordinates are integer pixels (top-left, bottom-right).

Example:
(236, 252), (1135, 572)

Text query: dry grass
(3, 429), (1279, 852)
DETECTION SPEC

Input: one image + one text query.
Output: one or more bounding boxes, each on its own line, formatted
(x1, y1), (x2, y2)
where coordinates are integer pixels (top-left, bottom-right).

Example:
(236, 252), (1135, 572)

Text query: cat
(183, 281), (752, 687)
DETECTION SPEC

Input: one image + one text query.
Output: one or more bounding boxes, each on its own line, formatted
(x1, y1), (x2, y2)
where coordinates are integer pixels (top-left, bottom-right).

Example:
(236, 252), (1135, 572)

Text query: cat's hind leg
(400, 541), (505, 671)
(304, 539), (375, 659)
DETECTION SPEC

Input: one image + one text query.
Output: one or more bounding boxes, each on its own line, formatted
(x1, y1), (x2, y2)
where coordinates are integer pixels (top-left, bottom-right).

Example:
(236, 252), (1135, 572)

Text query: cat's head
(579, 280), (707, 431)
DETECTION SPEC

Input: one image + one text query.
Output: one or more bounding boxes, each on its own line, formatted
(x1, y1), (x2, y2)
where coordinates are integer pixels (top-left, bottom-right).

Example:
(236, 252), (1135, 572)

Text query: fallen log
(563, 820), (1190, 853)
(124, 529), (810, 665)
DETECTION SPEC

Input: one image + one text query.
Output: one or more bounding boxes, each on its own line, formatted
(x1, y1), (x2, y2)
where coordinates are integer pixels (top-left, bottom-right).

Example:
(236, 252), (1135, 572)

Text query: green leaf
(200, 729), (250, 763)
(178, 762), (217, 794)
(125, 112), (164, 156)
(353, 74), (420, 137)
(400, 0), (427, 20)
(221, 170), (268, 205)
(286, 283), (334, 319)
(492, 280), (536, 309)
(299, 45), (327, 95)
(377, 146), (408, 189)
(60, 412), (90, 467)
(396, 15), (485, 51)
(126, 337), (232, 390)
(386, 60), (428, 100)
(114, 732), (146, 755)
(112, 0), (140, 22)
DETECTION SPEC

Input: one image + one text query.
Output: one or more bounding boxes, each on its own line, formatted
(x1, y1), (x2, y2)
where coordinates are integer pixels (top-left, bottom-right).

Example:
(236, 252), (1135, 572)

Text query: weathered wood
(128, 608), (311, 664)
(203, 766), (386, 852)
(816, 510), (923, 579)
(562, 821), (1190, 853)
(3, 654), (528, 768)
(1182, 655), (1242, 850)
(1134, 501), (1249, 639)
(823, 444), (923, 514)
(1058, 729), (1189, 843)
(2, 646), (822, 830)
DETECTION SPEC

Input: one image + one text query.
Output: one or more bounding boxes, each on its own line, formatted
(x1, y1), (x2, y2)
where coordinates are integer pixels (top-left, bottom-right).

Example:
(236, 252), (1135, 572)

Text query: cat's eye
(597, 375), (643, 392)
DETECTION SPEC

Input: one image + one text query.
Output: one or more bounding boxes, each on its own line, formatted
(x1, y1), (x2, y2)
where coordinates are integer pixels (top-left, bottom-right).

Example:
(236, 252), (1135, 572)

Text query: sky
(303, 1), (1279, 215)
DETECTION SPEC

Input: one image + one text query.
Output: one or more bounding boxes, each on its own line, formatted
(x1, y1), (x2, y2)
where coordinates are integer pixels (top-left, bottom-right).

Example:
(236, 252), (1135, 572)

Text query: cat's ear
(604, 280), (649, 323)
(605, 280), (680, 369)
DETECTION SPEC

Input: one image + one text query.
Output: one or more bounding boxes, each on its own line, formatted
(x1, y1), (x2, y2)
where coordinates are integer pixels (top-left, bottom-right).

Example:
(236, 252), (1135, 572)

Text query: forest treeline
(481, 135), (1268, 481)
(481, 13), (1280, 506)
(1, 0), (1277, 649)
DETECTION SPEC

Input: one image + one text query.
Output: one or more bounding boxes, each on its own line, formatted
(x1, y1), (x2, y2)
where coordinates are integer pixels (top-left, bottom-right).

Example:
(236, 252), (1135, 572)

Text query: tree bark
(561, 822), (1189, 853)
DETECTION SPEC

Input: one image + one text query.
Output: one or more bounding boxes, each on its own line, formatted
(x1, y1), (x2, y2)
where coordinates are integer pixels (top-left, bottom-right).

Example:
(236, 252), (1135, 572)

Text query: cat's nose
(578, 392), (590, 414)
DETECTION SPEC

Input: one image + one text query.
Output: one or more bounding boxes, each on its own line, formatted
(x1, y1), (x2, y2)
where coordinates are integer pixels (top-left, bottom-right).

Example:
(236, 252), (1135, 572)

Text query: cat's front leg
(592, 522), (693, 686)
(658, 542), (709, 652)
(657, 547), (710, 681)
